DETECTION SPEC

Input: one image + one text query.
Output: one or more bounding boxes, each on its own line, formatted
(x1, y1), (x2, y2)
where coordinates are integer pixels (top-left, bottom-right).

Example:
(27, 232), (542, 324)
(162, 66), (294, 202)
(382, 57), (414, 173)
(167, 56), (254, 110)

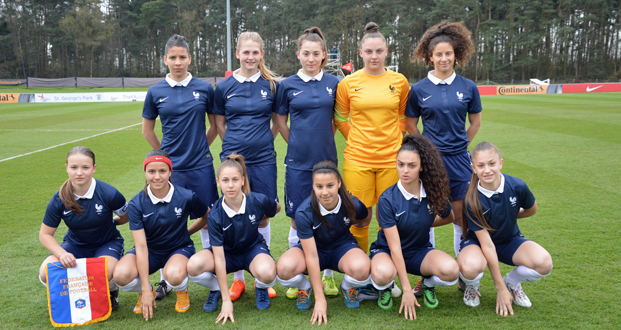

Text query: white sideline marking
(0, 122), (142, 163)
(0, 128), (141, 132)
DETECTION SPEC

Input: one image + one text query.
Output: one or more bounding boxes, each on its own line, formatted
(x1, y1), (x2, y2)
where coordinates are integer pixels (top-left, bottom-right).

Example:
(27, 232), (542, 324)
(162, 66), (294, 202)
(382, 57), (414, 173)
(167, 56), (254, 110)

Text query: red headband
(143, 156), (173, 171)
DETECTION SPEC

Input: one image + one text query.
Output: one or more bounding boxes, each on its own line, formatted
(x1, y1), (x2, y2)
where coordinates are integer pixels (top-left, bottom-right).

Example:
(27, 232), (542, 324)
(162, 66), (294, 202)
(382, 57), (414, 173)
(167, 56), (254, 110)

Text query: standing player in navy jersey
(277, 161), (371, 324)
(113, 150), (208, 320)
(142, 34), (219, 300)
(369, 135), (458, 319)
(187, 154), (280, 323)
(213, 31), (279, 300)
(39, 146), (128, 311)
(458, 142), (552, 315)
(275, 27), (341, 299)
(406, 21), (482, 294)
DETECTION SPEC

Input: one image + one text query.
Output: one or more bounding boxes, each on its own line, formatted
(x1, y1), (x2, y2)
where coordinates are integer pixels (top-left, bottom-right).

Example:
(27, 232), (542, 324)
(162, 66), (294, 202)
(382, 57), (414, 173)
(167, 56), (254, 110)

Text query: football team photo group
(30, 20), (562, 327)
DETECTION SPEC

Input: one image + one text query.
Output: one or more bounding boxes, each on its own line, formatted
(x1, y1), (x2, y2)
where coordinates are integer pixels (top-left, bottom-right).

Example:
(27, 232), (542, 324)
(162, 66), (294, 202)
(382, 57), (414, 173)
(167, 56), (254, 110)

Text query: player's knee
(255, 265), (276, 284)
(437, 261), (459, 281)
(535, 252), (553, 275)
(112, 267), (132, 286)
(349, 260), (371, 280)
(371, 263), (395, 285)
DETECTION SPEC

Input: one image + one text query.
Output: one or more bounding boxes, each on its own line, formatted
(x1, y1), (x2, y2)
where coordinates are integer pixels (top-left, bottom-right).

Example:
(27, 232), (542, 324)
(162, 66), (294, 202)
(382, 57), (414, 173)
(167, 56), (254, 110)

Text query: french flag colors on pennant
(46, 258), (111, 327)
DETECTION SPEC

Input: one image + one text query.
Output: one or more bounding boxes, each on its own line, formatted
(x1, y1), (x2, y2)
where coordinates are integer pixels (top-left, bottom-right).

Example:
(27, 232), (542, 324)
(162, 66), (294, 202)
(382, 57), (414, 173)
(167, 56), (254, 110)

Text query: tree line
(1, 0), (620, 83)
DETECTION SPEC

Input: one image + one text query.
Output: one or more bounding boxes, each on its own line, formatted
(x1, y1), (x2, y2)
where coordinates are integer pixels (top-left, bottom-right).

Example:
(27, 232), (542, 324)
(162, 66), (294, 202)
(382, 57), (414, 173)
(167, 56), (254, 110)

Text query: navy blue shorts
(246, 163), (279, 203)
(57, 238), (124, 261)
(369, 247), (433, 276)
(295, 240), (362, 272)
(441, 151), (472, 201)
(172, 165), (219, 218)
(128, 244), (195, 275)
(460, 235), (529, 266)
(284, 168), (313, 218)
(208, 242), (272, 274)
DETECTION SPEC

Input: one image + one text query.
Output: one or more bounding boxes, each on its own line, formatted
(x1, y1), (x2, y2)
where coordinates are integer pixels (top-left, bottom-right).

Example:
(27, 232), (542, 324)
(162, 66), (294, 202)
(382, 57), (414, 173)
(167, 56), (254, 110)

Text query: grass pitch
(0, 92), (620, 329)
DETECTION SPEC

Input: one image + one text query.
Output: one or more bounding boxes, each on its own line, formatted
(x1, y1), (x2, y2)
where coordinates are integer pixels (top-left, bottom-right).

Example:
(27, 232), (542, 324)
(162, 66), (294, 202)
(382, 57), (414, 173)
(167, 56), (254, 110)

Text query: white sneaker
(463, 284), (481, 307)
(391, 284), (402, 297)
(504, 276), (532, 307)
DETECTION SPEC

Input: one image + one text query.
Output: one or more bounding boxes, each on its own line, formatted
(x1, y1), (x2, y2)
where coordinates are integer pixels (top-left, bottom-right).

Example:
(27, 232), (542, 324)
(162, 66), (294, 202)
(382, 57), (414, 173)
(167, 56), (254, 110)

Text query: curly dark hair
(411, 21), (475, 68)
(398, 135), (451, 214)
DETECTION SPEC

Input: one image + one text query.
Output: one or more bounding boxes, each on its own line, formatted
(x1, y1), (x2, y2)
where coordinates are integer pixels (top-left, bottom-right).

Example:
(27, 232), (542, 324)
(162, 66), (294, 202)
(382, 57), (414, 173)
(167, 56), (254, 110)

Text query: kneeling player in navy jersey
(458, 142), (552, 316)
(113, 150), (208, 320)
(187, 153), (280, 324)
(370, 135), (458, 319)
(277, 161), (371, 325)
(39, 146), (128, 311)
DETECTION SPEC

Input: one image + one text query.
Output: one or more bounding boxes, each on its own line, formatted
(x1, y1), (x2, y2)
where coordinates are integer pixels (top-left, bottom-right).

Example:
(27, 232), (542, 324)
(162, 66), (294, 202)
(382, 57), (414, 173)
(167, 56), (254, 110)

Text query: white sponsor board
(33, 92), (148, 103)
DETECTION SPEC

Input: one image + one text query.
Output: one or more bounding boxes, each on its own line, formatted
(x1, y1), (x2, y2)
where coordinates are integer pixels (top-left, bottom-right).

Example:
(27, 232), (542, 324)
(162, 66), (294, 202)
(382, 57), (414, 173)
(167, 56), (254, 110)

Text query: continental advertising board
(0, 93), (20, 103)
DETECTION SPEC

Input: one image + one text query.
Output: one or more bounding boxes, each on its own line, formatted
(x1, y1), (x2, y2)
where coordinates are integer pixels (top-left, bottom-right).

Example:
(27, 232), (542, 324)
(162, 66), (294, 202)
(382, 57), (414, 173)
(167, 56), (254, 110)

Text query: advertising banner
(33, 92), (147, 103)
(497, 85), (549, 95)
(561, 83), (621, 94)
(0, 79), (27, 86)
(0, 93), (20, 103)
(477, 86), (497, 95)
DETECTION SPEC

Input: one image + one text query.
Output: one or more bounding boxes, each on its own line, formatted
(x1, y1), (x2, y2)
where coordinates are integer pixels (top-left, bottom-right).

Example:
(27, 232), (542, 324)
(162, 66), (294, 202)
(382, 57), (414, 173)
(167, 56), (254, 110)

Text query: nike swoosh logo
(586, 85), (602, 92)
(223, 224), (232, 231)
(159, 97), (169, 103)
(483, 209), (490, 215)
(355, 88), (364, 91)
(293, 91), (303, 96)
(396, 211), (406, 217)
(312, 224), (321, 230)
(63, 210), (71, 215)
(423, 95), (432, 101)
(227, 93), (237, 99)
(143, 212), (154, 218)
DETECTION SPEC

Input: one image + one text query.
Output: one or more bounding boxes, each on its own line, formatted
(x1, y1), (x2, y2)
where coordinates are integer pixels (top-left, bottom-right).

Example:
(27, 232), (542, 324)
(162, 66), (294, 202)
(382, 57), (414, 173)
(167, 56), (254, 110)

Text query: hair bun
(365, 22), (379, 34)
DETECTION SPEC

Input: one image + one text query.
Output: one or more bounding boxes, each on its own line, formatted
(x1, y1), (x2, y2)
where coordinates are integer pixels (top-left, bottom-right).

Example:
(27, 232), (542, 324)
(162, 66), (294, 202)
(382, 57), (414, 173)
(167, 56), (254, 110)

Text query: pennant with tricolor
(46, 258), (111, 327)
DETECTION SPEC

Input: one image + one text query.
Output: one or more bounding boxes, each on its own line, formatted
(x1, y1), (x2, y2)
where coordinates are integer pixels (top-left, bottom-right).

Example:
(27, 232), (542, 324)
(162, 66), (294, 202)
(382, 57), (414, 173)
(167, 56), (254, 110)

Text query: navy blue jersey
(128, 184), (207, 256)
(372, 182), (452, 258)
(275, 73), (339, 170)
(207, 192), (278, 254)
(464, 174), (536, 246)
(43, 179), (126, 248)
(142, 77), (215, 171)
(406, 74), (482, 155)
(213, 76), (278, 165)
(295, 196), (368, 252)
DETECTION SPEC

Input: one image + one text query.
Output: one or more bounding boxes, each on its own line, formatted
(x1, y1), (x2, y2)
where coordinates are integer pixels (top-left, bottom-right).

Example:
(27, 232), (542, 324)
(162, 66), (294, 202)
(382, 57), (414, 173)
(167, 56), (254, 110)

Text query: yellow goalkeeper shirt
(334, 69), (409, 168)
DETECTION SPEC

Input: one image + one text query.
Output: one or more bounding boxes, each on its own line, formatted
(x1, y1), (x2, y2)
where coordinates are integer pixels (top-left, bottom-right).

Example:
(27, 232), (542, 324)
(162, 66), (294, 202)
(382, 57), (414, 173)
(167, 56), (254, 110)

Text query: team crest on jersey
(175, 207), (183, 218)
(456, 91), (464, 101)
(95, 204), (103, 215)
(75, 298), (86, 309)
(261, 90), (268, 100)
(193, 91), (200, 100)
(326, 87), (333, 96)
(509, 197), (517, 207)
(389, 85), (395, 94)
(344, 217), (350, 225)
(288, 200), (294, 211)
(427, 204), (434, 214)
(249, 214), (257, 224)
